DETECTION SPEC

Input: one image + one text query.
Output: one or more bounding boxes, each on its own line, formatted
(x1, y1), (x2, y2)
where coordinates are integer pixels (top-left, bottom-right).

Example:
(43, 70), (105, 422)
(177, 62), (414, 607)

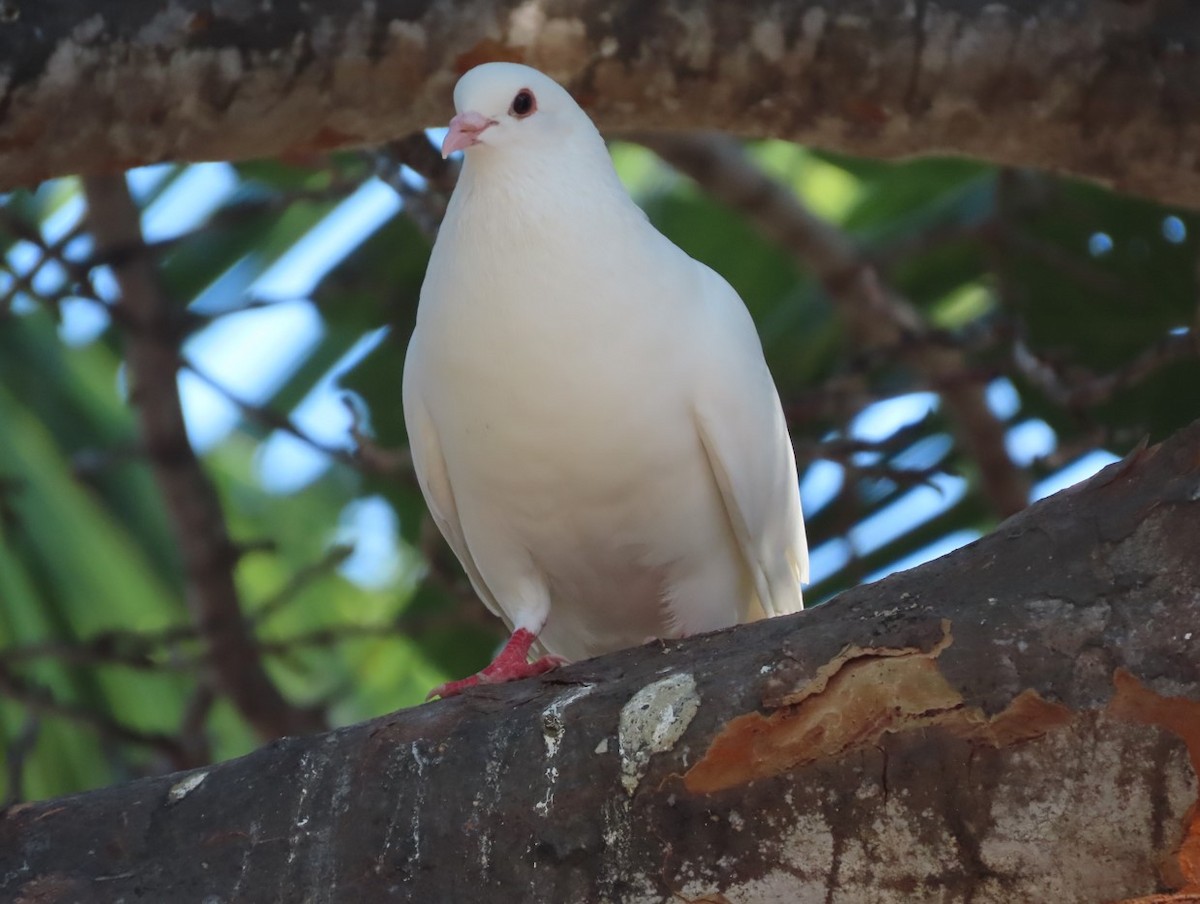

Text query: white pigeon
(405, 62), (808, 699)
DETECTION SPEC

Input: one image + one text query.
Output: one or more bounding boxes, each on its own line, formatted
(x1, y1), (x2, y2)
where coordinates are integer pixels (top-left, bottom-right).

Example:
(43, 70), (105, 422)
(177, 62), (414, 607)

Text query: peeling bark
(0, 1), (1198, 207)
(2, 421), (1200, 902)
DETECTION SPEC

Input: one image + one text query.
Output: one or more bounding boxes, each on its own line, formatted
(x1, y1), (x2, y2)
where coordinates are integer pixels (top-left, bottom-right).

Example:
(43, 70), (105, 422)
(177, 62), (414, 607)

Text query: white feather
(404, 63), (807, 662)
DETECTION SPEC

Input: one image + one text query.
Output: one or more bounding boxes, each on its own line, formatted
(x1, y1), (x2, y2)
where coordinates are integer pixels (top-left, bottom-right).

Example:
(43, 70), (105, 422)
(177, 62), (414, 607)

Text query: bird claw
(425, 675), (479, 701)
(426, 654), (566, 700)
(427, 628), (567, 700)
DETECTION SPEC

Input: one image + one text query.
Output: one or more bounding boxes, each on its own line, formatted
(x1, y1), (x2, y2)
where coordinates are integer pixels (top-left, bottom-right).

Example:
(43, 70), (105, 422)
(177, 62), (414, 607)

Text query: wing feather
(694, 400), (807, 617)
(690, 271), (808, 618)
(402, 381), (512, 629)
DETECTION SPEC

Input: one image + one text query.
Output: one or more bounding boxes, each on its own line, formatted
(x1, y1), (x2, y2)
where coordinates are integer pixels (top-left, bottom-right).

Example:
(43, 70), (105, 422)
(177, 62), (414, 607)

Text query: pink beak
(441, 111), (496, 158)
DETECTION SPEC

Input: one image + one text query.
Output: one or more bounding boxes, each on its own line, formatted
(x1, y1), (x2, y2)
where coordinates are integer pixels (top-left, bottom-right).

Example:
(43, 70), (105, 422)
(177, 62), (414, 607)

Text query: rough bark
(3, 422), (1199, 903)
(1, 1), (1199, 207)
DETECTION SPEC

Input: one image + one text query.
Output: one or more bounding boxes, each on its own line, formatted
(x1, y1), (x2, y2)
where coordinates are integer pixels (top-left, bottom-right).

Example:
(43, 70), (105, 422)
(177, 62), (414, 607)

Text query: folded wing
(691, 274), (808, 617)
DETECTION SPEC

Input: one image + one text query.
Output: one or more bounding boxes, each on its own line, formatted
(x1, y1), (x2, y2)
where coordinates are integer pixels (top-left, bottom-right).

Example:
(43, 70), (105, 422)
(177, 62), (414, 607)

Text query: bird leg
(426, 628), (566, 700)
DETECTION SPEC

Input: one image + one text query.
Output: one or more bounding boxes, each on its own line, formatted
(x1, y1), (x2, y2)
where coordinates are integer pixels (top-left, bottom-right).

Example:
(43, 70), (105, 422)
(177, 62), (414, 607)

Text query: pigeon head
(441, 63), (590, 159)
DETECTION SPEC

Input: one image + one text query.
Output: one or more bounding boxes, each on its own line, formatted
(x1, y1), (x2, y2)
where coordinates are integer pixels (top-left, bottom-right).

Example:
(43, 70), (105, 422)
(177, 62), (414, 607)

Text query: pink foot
(427, 628), (567, 700)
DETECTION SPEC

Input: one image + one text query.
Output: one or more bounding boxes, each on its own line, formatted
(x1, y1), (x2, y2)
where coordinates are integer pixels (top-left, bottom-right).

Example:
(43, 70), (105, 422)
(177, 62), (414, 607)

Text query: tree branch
(1, 2), (1198, 208)
(81, 174), (325, 740)
(641, 132), (1031, 517)
(4, 418), (1199, 903)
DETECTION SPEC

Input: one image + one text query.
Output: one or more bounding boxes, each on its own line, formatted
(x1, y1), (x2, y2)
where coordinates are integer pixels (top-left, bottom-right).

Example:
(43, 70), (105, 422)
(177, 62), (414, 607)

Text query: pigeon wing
(690, 274), (809, 617)
(402, 370), (513, 629)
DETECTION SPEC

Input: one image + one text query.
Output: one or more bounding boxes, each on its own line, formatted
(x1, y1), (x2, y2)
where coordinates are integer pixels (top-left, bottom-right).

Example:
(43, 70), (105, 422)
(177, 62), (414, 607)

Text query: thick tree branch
(82, 175), (325, 740)
(642, 132), (1030, 516)
(4, 419), (1199, 903)
(1, 2), (1198, 207)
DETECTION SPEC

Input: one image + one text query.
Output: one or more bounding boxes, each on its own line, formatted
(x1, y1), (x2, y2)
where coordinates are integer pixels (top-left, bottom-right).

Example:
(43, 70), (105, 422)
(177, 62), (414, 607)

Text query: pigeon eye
(509, 89), (536, 118)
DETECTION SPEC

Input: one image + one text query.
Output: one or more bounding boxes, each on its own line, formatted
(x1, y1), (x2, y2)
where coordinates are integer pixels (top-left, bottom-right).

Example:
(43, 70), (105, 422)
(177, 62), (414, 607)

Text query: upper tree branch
(642, 132), (1030, 516)
(82, 175), (324, 740)
(1, 1), (1198, 207)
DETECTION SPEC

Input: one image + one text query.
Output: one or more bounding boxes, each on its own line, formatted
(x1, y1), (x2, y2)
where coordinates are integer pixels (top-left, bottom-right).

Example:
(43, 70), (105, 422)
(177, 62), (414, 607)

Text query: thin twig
(0, 663), (187, 764)
(343, 395), (415, 479)
(369, 131), (461, 242)
(381, 132), (461, 195)
(257, 601), (503, 656)
(181, 356), (360, 468)
(1012, 327), (1200, 409)
(2, 542), (387, 673)
(0, 209), (93, 316)
(0, 625), (196, 671)
(250, 544), (355, 627)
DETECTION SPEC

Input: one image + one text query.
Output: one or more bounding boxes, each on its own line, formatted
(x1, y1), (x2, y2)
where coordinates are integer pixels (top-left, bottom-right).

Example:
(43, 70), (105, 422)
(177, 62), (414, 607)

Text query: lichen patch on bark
(619, 671), (700, 795)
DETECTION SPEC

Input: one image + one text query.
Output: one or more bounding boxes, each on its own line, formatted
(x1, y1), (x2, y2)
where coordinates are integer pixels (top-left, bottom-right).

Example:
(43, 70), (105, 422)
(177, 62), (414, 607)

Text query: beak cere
(441, 111), (497, 157)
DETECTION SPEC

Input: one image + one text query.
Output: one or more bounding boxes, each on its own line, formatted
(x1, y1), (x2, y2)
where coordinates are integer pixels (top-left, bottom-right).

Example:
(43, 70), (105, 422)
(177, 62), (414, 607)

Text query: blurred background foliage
(0, 132), (1197, 802)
